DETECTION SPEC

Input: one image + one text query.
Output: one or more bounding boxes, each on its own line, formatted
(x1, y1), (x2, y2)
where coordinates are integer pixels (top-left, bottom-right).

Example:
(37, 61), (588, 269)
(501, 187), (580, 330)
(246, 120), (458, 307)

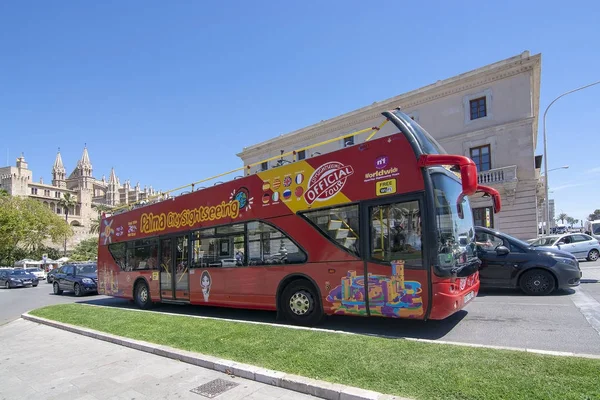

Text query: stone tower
(52, 149), (67, 188)
(74, 146), (93, 223)
(0, 153), (32, 196)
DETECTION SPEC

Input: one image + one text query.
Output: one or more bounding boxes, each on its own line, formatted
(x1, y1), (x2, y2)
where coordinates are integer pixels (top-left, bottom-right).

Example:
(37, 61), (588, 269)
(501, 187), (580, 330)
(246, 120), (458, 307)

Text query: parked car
(53, 263), (98, 297)
(46, 268), (59, 284)
(0, 269), (39, 288)
(25, 267), (46, 280)
(529, 233), (600, 262)
(475, 227), (581, 295)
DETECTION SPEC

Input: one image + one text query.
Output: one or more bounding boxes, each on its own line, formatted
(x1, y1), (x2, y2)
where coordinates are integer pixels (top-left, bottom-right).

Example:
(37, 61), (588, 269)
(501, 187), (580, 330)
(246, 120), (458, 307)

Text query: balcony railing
(477, 165), (517, 185)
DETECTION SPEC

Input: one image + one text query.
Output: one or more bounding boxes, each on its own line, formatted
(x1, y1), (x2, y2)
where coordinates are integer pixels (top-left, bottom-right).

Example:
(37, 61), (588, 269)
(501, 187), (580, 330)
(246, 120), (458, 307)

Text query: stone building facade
(0, 147), (160, 249)
(237, 51), (543, 239)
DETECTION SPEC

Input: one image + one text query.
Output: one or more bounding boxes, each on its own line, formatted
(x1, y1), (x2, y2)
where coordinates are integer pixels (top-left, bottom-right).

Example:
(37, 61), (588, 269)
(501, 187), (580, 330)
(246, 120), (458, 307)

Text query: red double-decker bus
(96, 109), (500, 325)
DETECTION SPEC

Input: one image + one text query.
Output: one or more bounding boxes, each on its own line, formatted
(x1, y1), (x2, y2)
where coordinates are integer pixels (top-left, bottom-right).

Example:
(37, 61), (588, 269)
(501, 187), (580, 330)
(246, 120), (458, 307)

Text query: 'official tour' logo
(304, 161), (354, 205)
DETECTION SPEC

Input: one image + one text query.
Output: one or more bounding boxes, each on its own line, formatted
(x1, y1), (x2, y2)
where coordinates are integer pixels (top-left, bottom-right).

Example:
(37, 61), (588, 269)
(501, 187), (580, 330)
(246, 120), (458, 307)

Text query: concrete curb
(21, 313), (410, 400)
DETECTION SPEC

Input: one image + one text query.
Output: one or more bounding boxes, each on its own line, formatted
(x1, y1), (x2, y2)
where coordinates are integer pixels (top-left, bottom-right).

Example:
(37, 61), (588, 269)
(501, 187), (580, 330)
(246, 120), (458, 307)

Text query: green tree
(557, 213), (568, 224)
(589, 209), (600, 221)
(58, 193), (77, 255)
(0, 196), (72, 265)
(70, 237), (99, 262)
(89, 204), (112, 234)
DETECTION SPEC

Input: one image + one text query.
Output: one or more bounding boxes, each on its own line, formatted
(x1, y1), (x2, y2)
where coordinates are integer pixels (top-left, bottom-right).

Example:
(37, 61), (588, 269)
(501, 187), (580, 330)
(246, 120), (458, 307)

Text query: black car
(0, 269), (39, 288)
(46, 268), (59, 284)
(53, 263), (98, 296)
(475, 226), (581, 295)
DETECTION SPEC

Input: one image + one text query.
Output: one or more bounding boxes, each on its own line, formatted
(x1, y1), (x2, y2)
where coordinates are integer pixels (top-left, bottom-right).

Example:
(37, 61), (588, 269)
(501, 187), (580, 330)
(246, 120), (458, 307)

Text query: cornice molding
(238, 53), (541, 159)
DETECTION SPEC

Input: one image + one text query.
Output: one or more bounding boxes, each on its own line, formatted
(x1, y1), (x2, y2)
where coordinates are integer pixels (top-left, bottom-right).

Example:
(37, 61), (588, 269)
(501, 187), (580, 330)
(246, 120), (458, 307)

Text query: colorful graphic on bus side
(326, 260), (423, 318)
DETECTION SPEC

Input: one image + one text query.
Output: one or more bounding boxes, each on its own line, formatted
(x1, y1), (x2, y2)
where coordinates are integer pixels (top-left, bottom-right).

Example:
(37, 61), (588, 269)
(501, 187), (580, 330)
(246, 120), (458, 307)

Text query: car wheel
(5, 281), (10, 289)
(587, 249), (599, 262)
(74, 283), (82, 297)
(519, 269), (556, 296)
(53, 282), (63, 295)
(32, 284), (38, 287)
(134, 281), (152, 309)
(281, 279), (323, 326)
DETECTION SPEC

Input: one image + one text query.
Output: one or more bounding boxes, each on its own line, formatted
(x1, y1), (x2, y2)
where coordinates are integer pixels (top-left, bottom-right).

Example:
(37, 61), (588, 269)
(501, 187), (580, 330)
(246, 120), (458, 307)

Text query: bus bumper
(428, 279), (480, 320)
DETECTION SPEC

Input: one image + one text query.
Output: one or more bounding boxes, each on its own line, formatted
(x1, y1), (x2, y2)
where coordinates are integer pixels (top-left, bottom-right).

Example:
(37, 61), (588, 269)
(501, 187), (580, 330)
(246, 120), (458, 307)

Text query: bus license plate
(464, 291), (475, 304)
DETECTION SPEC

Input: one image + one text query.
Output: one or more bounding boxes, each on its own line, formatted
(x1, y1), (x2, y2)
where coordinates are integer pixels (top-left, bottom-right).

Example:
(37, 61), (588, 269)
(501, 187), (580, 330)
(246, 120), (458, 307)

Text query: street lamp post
(542, 80), (600, 236)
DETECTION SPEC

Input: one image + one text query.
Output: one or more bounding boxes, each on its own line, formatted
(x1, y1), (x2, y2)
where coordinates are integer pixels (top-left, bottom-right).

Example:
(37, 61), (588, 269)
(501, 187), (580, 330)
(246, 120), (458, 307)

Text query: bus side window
(369, 200), (422, 267)
(301, 205), (360, 256)
(247, 221), (306, 266)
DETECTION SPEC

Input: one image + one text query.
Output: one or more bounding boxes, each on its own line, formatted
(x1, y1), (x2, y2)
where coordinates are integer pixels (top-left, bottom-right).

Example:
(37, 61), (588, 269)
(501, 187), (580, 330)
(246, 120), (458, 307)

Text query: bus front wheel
(281, 279), (323, 326)
(134, 281), (153, 310)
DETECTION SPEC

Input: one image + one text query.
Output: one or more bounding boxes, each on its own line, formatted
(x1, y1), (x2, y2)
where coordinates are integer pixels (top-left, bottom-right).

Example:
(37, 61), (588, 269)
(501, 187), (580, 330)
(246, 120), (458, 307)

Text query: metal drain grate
(190, 378), (239, 398)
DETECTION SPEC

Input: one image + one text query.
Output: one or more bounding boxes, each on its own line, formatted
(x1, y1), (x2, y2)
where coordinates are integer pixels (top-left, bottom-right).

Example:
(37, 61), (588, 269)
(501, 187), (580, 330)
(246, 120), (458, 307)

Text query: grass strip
(30, 304), (600, 400)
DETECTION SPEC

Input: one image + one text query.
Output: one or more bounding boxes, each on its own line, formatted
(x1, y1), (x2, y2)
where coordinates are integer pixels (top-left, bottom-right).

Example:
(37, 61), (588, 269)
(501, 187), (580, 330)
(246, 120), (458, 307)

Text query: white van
(584, 220), (600, 240)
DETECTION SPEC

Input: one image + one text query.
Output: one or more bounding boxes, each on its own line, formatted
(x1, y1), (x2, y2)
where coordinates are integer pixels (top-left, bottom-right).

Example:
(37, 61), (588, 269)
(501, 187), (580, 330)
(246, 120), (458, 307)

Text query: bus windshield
(432, 172), (477, 269)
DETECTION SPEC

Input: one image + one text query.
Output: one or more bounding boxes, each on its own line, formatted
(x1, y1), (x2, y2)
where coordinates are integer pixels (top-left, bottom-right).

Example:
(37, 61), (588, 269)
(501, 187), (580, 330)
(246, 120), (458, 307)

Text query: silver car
(530, 234), (600, 262)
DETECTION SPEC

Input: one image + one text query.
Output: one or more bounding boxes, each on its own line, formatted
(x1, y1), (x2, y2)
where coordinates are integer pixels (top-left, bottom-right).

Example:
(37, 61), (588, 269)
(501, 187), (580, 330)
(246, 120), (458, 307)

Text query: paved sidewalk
(0, 319), (318, 400)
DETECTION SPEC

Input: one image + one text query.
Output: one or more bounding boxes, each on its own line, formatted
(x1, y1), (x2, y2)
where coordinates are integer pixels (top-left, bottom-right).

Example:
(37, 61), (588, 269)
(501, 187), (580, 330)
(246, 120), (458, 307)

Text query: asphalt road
(3, 260), (600, 354)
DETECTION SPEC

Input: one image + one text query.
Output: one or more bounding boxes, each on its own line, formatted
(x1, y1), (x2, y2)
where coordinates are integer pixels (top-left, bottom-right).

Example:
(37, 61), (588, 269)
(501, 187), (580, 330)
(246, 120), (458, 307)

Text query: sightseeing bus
(96, 109), (500, 325)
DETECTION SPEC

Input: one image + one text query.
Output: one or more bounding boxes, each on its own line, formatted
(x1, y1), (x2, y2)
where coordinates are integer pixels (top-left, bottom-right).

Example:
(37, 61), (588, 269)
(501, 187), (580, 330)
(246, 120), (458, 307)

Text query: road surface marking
(571, 287), (600, 337)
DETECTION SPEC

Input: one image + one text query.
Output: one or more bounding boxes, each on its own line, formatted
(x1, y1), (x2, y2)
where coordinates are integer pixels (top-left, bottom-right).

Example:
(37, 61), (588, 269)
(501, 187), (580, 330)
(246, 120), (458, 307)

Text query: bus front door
(159, 235), (190, 301)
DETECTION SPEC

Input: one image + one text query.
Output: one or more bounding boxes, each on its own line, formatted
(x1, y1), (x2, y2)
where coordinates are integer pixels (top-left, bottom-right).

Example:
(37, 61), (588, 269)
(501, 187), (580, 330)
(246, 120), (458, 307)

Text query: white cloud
(551, 183), (587, 191)
(585, 167), (600, 174)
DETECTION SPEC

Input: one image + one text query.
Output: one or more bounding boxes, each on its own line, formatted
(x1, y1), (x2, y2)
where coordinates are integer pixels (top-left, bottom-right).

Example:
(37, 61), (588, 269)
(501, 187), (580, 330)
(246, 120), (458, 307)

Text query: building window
(297, 150), (306, 160)
(260, 161), (268, 171)
(369, 200), (422, 267)
(55, 192), (61, 198)
(44, 189), (50, 197)
(473, 206), (494, 228)
(470, 145), (491, 172)
(470, 97), (487, 120)
(56, 207), (61, 214)
(343, 136), (354, 147)
(31, 188), (38, 195)
(301, 205), (359, 256)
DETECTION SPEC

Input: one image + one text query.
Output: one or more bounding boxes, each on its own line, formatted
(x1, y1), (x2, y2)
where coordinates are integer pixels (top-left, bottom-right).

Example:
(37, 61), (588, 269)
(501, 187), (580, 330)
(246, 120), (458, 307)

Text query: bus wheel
(281, 279), (323, 326)
(134, 281), (153, 310)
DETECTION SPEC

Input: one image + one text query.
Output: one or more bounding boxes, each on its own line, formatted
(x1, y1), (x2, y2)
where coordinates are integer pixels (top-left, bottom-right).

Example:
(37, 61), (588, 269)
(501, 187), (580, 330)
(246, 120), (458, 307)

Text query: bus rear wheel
(134, 281), (153, 310)
(281, 279), (323, 326)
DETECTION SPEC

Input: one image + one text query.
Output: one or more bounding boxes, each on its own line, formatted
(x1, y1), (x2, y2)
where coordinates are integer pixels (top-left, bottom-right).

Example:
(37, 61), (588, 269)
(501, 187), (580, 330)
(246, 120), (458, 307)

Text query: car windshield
(531, 236), (559, 247)
(593, 223), (600, 235)
(76, 265), (97, 274)
(26, 268), (39, 273)
(431, 172), (477, 267)
(11, 270), (29, 276)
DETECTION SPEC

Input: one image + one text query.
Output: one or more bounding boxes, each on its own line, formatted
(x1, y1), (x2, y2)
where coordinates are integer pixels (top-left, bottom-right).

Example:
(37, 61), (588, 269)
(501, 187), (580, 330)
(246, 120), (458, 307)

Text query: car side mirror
(496, 246), (510, 256)
(556, 241), (565, 246)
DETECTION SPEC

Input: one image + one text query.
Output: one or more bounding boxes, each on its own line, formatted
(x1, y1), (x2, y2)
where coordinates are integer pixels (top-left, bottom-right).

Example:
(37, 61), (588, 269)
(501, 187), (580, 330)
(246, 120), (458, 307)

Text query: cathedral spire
(52, 148), (66, 188)
(79, 144), (91, 167)
(53, 148), (65, 172)
(109, 167), (117, 184)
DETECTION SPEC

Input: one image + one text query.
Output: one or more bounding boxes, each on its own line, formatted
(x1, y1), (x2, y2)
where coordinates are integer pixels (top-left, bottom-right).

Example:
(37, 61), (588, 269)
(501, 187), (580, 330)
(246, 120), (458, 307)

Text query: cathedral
(0, 146), (160, 248)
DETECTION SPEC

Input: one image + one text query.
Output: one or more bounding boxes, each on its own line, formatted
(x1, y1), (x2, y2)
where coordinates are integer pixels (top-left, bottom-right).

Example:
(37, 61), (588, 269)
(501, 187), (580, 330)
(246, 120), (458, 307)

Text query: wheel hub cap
(289, 292), (311, 315)
(140, 288), (148, 302)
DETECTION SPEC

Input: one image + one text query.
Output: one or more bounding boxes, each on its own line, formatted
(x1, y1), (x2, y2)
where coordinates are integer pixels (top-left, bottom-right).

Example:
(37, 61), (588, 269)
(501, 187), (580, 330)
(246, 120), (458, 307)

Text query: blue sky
(1, 1), (599, 225)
